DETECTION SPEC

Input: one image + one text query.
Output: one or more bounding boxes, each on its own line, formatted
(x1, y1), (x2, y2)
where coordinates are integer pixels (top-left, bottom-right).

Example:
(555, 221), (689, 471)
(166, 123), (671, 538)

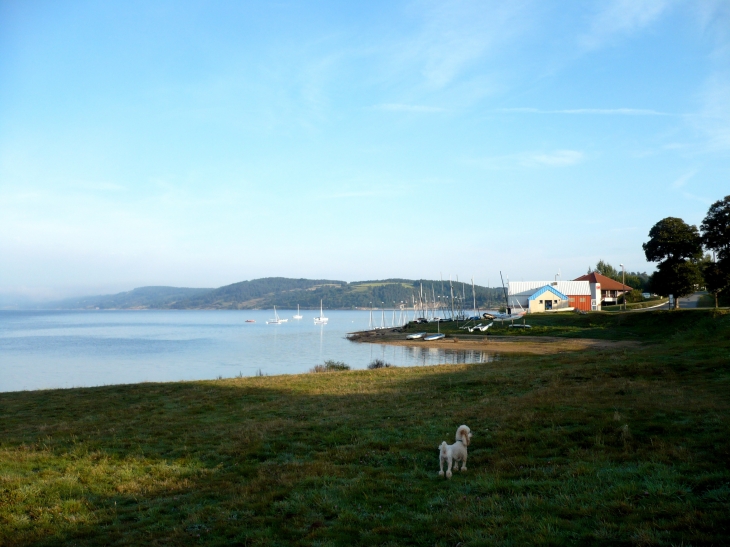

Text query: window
(580, 297), (585, 303)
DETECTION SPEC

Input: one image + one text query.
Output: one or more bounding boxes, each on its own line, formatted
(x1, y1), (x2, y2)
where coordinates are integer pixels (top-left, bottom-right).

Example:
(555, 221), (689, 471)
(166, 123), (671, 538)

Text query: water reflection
(0, 310), (500, 392)
(397, 345), (497, 367)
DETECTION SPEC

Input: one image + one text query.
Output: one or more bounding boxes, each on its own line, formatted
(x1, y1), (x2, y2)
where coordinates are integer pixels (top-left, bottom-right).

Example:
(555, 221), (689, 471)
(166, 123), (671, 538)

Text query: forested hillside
(168, 278), (344, 309)
(49, 278), (508, 310)
(50, 286), (212, 310)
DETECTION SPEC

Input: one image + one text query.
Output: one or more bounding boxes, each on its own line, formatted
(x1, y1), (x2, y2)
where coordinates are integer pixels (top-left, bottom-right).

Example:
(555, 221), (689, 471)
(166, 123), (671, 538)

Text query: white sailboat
(267, 306), (285, 324)
(314, 300), (328, 325)
(293, 304), (303, 320)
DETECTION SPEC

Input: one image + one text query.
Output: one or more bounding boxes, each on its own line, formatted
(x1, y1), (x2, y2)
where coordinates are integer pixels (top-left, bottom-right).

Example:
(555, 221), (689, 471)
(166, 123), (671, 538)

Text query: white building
(508, 281), (597, 313)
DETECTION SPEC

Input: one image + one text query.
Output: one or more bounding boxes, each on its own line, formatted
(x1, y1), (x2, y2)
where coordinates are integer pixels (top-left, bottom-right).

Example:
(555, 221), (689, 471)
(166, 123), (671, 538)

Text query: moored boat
(314, 300), (328, 325)
(267, 306), (285, 324)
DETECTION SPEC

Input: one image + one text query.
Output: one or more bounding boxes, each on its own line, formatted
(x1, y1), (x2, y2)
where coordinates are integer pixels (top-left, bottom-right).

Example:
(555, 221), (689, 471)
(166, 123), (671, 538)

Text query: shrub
(310, 360), (350, 373)
(368, 359), (394, 369)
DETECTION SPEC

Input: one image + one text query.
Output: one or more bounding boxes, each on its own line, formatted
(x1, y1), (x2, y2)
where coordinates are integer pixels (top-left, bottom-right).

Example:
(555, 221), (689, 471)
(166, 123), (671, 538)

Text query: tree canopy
(699, 196), (730, 307)
(643, 217), (703, 307)
(642, 217), (702, 263)
(702, 260), (730, 308)
(649, 260), (703, 304)
(700, 195), (730, 262)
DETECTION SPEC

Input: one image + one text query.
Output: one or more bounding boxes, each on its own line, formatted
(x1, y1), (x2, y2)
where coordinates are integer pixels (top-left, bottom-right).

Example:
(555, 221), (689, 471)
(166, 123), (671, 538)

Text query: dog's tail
(439, 441), (448, 455)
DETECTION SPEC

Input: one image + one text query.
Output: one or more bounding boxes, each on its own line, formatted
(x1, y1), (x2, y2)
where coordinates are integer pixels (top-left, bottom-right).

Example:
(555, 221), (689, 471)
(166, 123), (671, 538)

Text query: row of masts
(367, 275), (484, 329)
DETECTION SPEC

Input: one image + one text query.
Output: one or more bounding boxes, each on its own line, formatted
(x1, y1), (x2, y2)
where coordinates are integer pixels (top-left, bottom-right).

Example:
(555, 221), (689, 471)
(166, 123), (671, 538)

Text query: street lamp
(620, 264), (626, 311)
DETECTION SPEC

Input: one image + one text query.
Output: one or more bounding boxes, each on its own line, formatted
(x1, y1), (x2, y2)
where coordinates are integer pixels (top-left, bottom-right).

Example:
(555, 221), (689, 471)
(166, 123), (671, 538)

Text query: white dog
(438, 425), (472, 478)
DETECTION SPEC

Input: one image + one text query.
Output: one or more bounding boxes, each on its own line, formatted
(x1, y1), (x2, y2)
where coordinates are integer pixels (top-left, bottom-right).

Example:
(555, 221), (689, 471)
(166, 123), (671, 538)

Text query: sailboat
(314, 299), (328, 325)
(267, 306), (285, 324)
(293, 304), (303, 320)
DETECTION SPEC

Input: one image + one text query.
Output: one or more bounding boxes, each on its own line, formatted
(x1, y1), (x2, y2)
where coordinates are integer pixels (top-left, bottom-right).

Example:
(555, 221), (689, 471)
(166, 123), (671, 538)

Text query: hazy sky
(1, 0), (728, 299)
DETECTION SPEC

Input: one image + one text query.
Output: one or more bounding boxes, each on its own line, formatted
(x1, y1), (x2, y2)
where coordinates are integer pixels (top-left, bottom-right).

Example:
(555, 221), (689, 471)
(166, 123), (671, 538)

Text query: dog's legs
(439, 455), (444, 477)
(446, 455), (453, 479)
(461, 453), (467, 472)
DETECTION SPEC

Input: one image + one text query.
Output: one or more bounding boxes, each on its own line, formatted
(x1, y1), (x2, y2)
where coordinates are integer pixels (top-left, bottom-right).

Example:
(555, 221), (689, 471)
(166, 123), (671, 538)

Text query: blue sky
(1, 0), (728, 300)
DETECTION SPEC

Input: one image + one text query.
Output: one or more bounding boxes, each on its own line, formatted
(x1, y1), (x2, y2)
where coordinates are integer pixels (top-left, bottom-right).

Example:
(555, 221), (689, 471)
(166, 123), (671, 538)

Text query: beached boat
(423, 333), (445, 341)
(267, 306), (285, 324)
(406, 332), (427, 340)
(314, 300), (328, 325)
(293, 305), (303, 320)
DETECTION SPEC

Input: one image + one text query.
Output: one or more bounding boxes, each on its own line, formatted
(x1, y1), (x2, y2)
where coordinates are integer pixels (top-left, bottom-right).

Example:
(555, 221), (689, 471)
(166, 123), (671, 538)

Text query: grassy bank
(1, 311), (729, 546)
(602, 298), (668, 312)
(402, 309), (726, 341)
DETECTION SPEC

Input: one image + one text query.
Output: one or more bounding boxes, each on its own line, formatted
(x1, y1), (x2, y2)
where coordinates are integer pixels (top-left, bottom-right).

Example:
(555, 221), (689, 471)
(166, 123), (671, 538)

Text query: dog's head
(456, 425), (472, 446)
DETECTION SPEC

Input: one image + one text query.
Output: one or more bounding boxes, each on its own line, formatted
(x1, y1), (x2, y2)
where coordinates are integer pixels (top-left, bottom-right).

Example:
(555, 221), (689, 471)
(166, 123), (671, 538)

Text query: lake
(0, 310), (497, 393)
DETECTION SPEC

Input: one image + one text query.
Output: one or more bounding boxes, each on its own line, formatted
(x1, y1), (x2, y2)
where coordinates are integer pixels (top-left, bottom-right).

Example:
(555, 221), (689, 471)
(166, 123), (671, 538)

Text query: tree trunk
(716, 293), (719, 309)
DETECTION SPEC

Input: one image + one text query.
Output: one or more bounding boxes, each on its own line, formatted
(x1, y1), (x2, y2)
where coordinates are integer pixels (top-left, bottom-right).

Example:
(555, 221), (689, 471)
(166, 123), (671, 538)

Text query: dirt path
(359, 335), (641, 354)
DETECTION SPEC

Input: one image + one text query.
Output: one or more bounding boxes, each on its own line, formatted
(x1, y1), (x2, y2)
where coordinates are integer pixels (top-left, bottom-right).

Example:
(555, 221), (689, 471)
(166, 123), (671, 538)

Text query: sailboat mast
(449, 277), (454, 320)
(472, 277), (476, 316)
(432, 285), (436, 320)
(500, 272), (509, 312)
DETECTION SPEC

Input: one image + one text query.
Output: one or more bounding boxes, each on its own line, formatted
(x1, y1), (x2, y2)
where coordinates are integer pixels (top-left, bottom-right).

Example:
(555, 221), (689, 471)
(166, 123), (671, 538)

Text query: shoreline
(353, 333), (642, 354)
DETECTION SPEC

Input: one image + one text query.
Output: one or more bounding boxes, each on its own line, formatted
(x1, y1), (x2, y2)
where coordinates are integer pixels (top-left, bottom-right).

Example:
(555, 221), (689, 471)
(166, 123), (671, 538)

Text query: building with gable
(572, 272), (633, 306)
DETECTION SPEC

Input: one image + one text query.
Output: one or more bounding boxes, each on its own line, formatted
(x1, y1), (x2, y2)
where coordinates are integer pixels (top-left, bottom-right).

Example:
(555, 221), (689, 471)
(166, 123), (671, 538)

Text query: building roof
(528, 285), (569, 301)
(573, 271), (633, 291)
(508, 281), (591, 296)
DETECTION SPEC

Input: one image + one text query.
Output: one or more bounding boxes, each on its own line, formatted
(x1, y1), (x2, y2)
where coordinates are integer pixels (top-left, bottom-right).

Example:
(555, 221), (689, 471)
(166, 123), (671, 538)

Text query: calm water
(0, 310), (496, 393)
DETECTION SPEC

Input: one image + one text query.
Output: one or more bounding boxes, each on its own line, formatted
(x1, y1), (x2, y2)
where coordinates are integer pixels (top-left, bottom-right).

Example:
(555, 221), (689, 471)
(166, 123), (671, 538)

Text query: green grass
(603, 298), (668, 312)
(408, 309), (728, 341)
(1, 311), (729, 546)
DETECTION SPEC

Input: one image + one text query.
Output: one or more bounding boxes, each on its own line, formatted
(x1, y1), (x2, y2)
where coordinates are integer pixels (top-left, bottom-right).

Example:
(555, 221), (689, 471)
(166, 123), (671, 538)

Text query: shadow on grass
(1, 330), (730, 546)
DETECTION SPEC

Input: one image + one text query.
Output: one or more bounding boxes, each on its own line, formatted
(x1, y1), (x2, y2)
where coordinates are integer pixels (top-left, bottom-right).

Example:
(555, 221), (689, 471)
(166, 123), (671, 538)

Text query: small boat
(508, 324), (531, 329)
(423, 333), (446, 341)
(406, 332), (427, 340)
(245, 319), (256, 323)
(314, 299), (328, 325)
(267, 306), (285, 324)
(293, 304), (303, 320)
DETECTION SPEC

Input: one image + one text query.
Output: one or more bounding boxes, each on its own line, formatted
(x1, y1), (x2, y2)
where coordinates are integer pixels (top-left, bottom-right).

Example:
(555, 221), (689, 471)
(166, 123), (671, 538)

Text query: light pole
(620, 264), (626, 311)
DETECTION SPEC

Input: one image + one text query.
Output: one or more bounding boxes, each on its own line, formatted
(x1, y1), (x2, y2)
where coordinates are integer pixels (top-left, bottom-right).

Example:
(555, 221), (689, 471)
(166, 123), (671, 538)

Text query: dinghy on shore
(423, 333), (445, 341)
(406, 332), (427, 340)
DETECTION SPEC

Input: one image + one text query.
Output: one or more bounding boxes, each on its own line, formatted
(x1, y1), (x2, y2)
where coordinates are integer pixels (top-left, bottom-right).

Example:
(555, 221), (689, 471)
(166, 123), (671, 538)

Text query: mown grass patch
(1, 311), (729, 545)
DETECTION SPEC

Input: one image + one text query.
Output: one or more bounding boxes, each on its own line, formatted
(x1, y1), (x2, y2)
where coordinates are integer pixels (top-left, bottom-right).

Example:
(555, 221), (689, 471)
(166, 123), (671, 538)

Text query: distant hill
(168, 278), (345, 309)
(48, 278), (508, 310)
(49, 286), (212, 310)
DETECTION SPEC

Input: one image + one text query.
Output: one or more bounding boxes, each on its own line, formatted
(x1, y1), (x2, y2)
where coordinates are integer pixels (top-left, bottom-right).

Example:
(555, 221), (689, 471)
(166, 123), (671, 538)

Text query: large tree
(700, 196), (730, 307)
(700, 195), (730, 262)
(649, 261), (703, 306)
(702, 259), (730, 308)
(643, 217), (703, 309)
(643, 217), (703, 263)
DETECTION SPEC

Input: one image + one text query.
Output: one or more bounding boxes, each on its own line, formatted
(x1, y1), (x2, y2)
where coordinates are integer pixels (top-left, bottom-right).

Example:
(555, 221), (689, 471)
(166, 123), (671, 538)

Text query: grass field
(405, 308), (726, 341)
(1, 310), (729, 546)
